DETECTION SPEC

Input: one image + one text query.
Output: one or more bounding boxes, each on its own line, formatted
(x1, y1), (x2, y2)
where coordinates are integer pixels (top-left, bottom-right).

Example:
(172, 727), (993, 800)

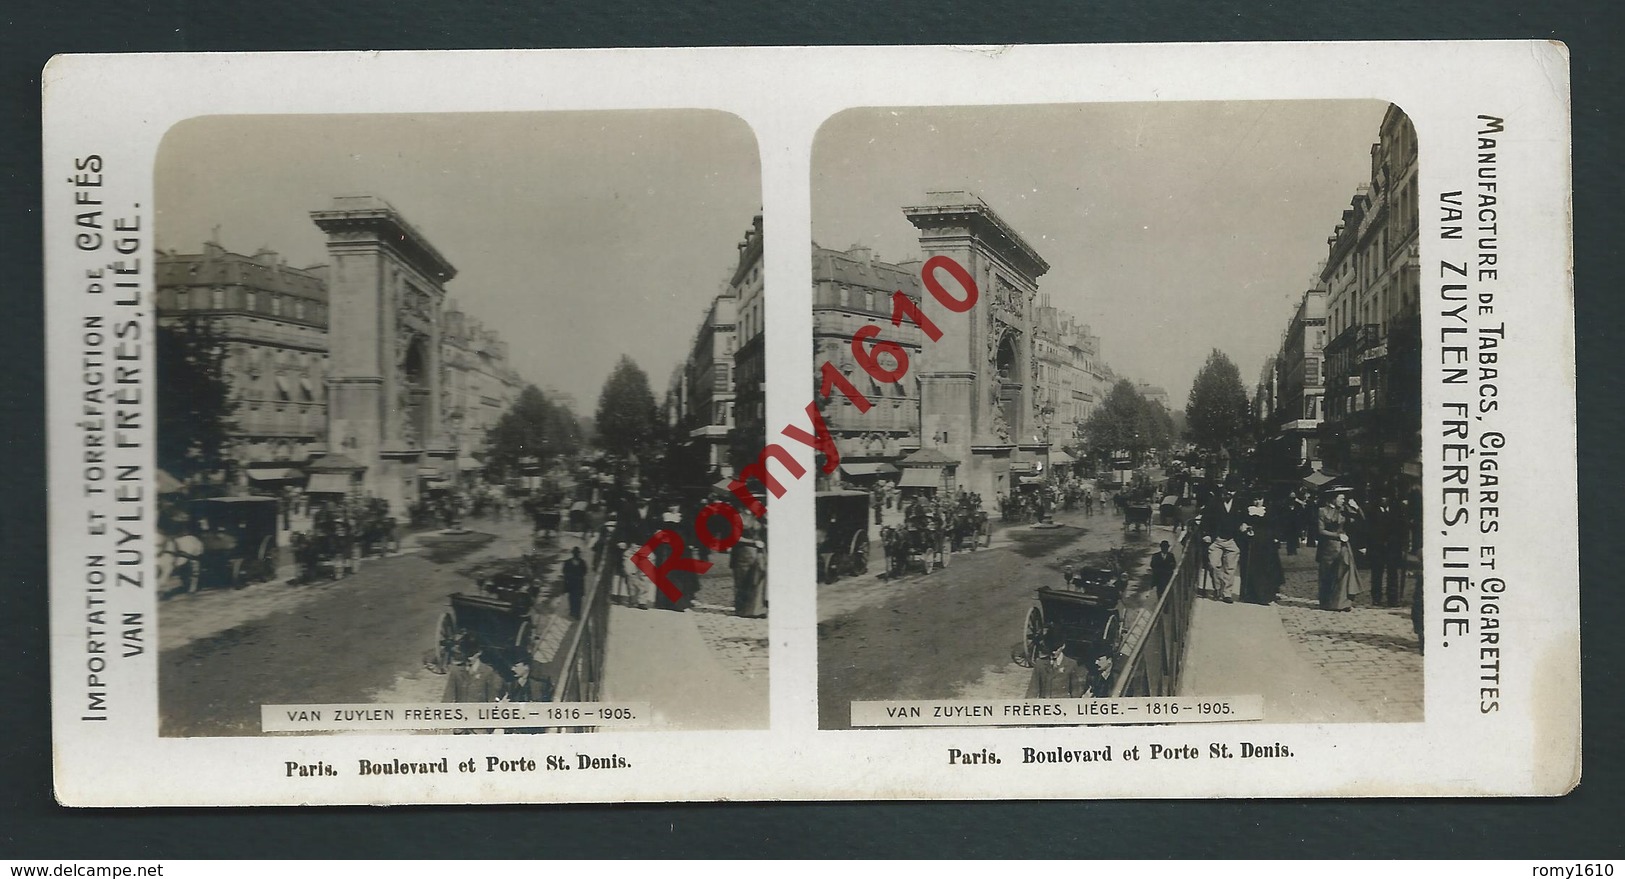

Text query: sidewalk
(1178, 547), (1423, 723)
(602, 604), (769, 730)
(1275, 549), (1424, 722)
(1181, 598), (1372, 723)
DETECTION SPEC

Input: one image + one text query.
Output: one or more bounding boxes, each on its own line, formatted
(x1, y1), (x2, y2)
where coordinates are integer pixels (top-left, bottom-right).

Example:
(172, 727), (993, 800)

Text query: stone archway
(312, 195), (458, 514)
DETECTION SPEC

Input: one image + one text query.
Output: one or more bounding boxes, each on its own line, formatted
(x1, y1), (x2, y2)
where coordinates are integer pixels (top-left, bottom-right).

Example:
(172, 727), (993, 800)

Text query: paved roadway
(159, 512), (772, 736)
(816, 507), (1160, 729)
(158, 514), (559, 737)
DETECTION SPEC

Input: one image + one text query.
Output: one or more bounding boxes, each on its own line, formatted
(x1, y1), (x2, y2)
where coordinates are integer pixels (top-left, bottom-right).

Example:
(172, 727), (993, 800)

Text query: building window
(245, 291), (257, 312)
(271, 296), (282, 317)
(296, 299), (307, 320)
(211, 288), (225, 309)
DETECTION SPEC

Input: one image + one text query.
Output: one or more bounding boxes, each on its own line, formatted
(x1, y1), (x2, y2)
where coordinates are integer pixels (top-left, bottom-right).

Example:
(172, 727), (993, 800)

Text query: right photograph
(811, 101), (1424, 730)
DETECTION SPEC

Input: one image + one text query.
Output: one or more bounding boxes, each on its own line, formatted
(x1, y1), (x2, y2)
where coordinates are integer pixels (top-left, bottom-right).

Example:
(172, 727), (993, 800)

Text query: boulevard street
(159, 516), (548, 737)
(817, 507), (1157, 730)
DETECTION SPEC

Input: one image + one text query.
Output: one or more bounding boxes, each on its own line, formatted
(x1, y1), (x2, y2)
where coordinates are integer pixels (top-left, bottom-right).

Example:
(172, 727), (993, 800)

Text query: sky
(812, 100), (1391, 404)
(155, 111), (761, 412)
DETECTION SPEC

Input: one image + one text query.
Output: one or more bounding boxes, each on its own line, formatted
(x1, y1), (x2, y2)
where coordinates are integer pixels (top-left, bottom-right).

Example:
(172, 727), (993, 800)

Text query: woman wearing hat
(1316, 489), (1355, 611)
(1240, 494), (1284, 605)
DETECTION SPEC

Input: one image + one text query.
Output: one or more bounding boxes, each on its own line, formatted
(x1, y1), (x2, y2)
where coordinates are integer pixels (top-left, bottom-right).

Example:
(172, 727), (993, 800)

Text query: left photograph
(152, 111), (767, 735)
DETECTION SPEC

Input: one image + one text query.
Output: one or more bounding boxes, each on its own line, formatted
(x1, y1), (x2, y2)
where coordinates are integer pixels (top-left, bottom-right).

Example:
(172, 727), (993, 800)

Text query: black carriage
(431, 572), (541, 672)
(1017, 561), (1128, 696)
(816, 489), (871, 583)
(189, 496), (280, 589)
(1123, 503), (1154, 534)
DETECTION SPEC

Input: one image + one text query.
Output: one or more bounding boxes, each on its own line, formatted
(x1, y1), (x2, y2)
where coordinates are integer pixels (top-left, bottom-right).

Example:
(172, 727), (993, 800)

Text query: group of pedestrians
(1193, 481), (1413, 614)
(1195, 485), (1288, 606)
(582, 496), (768, 619)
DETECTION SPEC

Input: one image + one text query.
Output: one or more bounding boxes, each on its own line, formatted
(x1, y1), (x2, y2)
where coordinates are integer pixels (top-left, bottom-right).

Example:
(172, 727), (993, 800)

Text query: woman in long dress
(1316, 491), (1353, 611)
(1241, 497), (1284, 605)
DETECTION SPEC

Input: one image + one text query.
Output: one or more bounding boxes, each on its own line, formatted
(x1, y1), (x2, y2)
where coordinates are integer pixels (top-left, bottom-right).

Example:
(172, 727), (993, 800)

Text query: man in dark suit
(1200, 486), (1244, 603)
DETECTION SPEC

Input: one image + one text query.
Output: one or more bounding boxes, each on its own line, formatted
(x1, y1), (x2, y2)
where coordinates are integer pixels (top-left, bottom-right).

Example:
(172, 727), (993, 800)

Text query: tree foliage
(486, 385), (581, 480)
(1184, 348), (1251, 456)
(1078, 379), (1173, 466)
(156, 318), (235, 482)
(594, 356), (663, 481)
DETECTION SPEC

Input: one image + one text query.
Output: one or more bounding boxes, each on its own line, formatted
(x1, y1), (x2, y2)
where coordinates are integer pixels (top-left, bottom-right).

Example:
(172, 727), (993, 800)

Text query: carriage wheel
(849, 532), (869, 575)
(431, 612), (457, 673)
(228, 558), (247, 589)
(1020, 607), (1045, 668)
(1102, 612), (1123, 652)
(254, 536), (276, 583)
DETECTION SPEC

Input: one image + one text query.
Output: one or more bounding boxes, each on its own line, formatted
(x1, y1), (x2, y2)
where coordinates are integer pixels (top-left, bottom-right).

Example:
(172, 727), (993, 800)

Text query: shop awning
(306, 473), (352, 495)
(1049, 450), (1075, 465)
(1302, 470), (1336, 487)
(899, 469), (938, 489)
(457, 456), (483, 470)
(900, 447), (955, 466)
(157, 468), (185, 494)
(246, 467), (303, 482)
(273, 375), (293, 400)
(839, 462), (899, 478)
(299, 377), (316, 401)
(306, 453), (364, 473)
(418, 467), (443, 478)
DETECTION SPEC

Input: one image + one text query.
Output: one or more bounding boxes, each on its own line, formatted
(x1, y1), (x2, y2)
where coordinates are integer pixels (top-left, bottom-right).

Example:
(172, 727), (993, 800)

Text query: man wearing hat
(561, 546), (588, 619)
(1199, 485), (1244, 603)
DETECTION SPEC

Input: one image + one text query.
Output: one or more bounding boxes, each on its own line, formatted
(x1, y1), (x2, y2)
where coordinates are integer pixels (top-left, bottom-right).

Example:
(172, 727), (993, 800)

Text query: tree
(1080, 379), (1170, 468)
(1184, 348), (1251, 465)
(486, 385), (581, 481)
(594, 356), (662, 485)
(156, 318), (235, 482)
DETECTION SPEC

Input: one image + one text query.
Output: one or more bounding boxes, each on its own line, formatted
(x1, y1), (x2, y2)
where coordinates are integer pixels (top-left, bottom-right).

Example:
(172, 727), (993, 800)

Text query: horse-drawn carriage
(189, 496), (280, 589)
(816, 489), (871, 584)
(1112, 487), (1156, 536)
(947, 495), (992, 552)
(1017, 555), (1129, 697)
(429, 571), (541, 673)
(291, 497), (399, 582)
(881, 501), (947, 577)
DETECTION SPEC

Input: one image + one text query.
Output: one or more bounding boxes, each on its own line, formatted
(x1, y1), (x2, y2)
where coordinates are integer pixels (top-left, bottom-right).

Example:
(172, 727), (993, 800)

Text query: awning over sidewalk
(1049, 450), (1075, 465)
(305, 473), (352, 495)
(457, 456), (483, 470)
(839, 462), (899, 478)
(898, 469), (938, 489)
(157, 468), (185, 494)
(1302, 470), (1336, 488)
(246, 467), (304, 482)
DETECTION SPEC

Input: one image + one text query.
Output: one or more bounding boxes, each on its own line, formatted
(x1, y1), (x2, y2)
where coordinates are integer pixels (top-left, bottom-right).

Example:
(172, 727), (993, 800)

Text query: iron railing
(544, 557), (613, 732)
(1108, 534), (1203, 697)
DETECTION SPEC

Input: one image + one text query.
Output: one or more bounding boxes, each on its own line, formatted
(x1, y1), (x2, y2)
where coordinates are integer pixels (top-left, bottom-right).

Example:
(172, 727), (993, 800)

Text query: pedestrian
(442, 641), (506, 734)
(1300, 489), (1320, 549)
(1283, 490), (1306, 555)
(1200, 486), (1244, 603)
(1366, 494), (1402, 607)
(1240, 496), (1284, 605)
(592, 517), (616, 572)
(731, 526), (768, 618)
(1316, 490), (1355, 611)
(1149, 540), (1177, 594)
(561, 546), (588, 619)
